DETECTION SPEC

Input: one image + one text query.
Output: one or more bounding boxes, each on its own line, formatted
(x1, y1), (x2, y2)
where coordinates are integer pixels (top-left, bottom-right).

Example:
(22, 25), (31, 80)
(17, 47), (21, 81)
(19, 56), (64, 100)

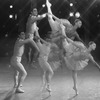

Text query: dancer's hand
(35, 36), (40, 42)
(41, 13), (46, 18)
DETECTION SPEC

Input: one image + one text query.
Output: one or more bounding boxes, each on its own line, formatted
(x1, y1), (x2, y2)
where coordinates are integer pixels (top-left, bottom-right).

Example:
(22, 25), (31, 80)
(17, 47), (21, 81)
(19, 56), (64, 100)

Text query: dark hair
(30, 8), (37, 15)
(74, 19), (81, 23)
(89, 41), (95, 45)
(33, 8), (37, 11)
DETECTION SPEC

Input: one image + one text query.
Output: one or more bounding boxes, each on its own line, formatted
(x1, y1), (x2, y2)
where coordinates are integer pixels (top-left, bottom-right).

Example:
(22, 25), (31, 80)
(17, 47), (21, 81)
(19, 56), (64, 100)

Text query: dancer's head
(74, 19), (82, 28)
(88, 41), (96, 51)
(19, 32), (25, 39)
(31, 8), (38, 16)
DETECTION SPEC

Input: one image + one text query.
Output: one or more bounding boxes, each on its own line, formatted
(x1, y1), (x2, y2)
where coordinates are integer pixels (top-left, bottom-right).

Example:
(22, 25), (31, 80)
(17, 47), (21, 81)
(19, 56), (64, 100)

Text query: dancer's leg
(24, 45), (31, 64)
(46, 0), (56, 32)
(46, 0), (52, 15)
(13, 62), (27, 93)
(13, 70), (19, 88)
(17, 64), (27, 87)
(72, 70), (78, 95)
(45, 63), (54, 94)
(39, 57), (53, 95)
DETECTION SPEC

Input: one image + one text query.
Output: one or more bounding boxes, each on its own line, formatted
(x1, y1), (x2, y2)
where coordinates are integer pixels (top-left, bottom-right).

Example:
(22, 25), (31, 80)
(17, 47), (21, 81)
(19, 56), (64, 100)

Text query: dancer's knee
(21, 71), (27, 78)
(49, 69), (54, 76)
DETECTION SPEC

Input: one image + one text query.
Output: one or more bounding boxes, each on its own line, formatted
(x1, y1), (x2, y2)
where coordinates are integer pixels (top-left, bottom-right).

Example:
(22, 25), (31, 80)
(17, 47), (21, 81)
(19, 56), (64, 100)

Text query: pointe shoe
(73, 87), (78, 95)
(46, 87), (52, 96)
(46, 87), (51, 92)
(16, 88), (24, 93)
(20, 84), (23, 87)
(14, 84), (23, 88)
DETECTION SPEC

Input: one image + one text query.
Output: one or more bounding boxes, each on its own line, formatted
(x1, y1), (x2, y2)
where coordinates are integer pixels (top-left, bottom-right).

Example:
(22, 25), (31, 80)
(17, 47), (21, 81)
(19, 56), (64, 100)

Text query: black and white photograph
(0, 0), (100, 100)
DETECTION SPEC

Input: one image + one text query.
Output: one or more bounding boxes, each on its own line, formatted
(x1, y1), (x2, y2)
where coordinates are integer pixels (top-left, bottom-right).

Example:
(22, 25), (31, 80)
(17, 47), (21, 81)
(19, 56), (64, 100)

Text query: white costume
(63, 41), (89, 70)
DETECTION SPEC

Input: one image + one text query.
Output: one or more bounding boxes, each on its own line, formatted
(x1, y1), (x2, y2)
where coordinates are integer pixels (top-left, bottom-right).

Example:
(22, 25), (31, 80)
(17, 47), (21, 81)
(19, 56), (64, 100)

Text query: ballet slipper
(16, 88), (24, 93)
(20, 84), (23, 87)
(73, 86), (78, 95)
(46, 85), (52, 96)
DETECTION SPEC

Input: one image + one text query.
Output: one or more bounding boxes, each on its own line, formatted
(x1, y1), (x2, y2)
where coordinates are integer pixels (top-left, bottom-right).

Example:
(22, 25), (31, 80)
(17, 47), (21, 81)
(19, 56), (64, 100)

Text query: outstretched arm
(31, 14), (46, 23)
(21, 39), (40, 52)
(75, 32), (87, 47)
(65, 36), (85, 49)
(89, 54), (100, 70)
(75, 32), (83, 42)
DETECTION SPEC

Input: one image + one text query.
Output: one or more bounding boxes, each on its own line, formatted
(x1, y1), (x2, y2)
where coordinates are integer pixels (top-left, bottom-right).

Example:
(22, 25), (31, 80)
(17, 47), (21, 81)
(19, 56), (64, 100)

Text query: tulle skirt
(48, 43), (62, 71)
(64, 41), (89, 71)
(64, 56), (89, 71)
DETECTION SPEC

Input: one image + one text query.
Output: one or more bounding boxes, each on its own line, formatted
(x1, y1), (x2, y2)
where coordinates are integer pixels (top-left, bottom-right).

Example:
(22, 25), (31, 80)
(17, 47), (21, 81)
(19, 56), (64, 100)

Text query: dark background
(0, 0), (100, 60)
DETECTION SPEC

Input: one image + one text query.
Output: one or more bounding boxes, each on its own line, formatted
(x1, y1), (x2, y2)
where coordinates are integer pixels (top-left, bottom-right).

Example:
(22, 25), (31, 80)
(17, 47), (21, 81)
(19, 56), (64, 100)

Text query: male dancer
(10, 32), (39, 93)
(25, 8), (46, 67)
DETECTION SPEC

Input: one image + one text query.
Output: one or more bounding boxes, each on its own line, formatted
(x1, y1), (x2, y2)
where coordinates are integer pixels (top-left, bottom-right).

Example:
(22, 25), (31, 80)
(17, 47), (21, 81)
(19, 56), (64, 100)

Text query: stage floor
(0, 57), (100, 100)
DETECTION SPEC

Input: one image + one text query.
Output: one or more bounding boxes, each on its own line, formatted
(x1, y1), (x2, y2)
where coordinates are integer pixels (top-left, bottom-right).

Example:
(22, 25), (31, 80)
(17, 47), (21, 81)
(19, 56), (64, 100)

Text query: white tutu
(48, 43), (61, 71)
(64, 41), (89, 71)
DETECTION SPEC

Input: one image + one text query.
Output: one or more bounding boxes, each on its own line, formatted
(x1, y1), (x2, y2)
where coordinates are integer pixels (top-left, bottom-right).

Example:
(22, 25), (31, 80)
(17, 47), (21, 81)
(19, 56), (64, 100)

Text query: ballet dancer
(58, 24), (100, 95)
(10, 32), (39, 93)
(25, 8), (47, 67)
(35, 35), (55, 96)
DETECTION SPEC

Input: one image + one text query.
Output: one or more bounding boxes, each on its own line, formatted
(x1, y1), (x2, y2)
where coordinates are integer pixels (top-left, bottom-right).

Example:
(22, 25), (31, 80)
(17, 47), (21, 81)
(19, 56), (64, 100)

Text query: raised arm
(74, 32), (87, 46)
(75, 32), (82, 41)
(31, 14), (46, 22)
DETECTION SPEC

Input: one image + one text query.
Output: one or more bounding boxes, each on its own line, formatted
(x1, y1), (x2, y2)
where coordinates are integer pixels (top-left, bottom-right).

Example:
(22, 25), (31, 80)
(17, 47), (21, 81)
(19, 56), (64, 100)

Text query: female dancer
(59, 24), (100, 95)
(10, 32), (39, 93)
(46, 0), (85, 68)
(35, 36), (55, 95)
(46, 0), (83, 42)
